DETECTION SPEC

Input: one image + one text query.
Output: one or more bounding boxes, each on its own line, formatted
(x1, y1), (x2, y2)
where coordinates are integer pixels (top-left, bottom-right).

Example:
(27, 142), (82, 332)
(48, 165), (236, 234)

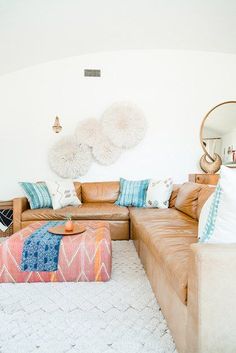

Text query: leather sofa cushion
(175, 182), (202, 219)
(22, 203), (129, 221)
(81, 182), (120, 203)
(129, 207), (197, 228)
(196, 185), (215, 220)
(129, 208), (197, 304)
(169, 184), (181, 208)
(151, 234), (196, 305)
(74, 182), (82, 200)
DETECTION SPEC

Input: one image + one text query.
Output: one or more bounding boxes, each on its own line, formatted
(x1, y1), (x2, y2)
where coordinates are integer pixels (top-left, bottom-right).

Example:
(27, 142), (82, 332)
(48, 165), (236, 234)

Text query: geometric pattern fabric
(0, 241), (177, 353)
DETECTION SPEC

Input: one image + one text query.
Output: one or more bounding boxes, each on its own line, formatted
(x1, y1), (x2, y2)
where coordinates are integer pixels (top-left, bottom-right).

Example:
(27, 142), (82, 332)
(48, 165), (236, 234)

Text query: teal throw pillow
(20, 182), (52, 209)
(115, 178), (149, 207)
(199, 184), (222, 243)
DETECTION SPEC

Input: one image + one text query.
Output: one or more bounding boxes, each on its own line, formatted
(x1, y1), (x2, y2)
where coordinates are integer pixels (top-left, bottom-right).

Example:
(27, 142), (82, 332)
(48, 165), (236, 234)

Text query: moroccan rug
(0, 241), (177, 353)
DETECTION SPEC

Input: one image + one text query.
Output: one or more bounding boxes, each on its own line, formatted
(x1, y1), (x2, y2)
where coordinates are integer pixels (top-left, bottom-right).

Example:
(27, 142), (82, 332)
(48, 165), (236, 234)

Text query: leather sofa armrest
(186, 243), (236, 353)
(13, 197), (29, 233)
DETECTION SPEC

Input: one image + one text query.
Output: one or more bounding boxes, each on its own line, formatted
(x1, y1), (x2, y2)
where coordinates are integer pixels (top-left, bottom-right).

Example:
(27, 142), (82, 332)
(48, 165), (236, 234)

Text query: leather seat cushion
(22, 203), (129, 221)
(130, 208), (197, 304)
(129, 207), (197, 228)
(151, 234), (197, 304)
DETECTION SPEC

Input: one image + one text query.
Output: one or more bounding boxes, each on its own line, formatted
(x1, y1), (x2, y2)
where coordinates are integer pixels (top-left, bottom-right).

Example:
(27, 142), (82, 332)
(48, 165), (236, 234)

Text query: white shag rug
(0, 241), (177, 353)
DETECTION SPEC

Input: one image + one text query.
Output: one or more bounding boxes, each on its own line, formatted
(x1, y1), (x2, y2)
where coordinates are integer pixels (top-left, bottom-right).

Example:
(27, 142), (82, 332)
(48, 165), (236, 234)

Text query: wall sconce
(52, 116), (62, 133)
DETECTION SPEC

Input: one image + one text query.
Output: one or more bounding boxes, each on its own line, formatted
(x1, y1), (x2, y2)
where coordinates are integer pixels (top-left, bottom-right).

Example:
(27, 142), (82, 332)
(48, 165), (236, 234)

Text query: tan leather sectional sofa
(14, 181), (236, 353)
(14, 182), (129, 240)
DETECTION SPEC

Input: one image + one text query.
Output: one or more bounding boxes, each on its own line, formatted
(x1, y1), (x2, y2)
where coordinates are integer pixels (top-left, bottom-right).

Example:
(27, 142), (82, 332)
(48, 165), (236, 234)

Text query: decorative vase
(199, 153), (222, 174)
(65, 220), (74, 232)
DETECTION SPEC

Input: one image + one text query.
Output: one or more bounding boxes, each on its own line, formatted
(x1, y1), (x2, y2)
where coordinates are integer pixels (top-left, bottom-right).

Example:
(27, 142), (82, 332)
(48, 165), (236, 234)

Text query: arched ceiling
(0, 0), (236, 75)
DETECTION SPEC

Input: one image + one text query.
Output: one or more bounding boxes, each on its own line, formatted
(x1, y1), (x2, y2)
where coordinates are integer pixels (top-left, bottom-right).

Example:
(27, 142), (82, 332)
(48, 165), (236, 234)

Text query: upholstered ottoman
(0, 220), (112, 283)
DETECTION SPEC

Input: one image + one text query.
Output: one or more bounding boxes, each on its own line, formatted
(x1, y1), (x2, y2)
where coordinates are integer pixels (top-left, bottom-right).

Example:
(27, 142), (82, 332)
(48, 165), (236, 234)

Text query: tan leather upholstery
(13, 197), (29, 233)
(138, 239), (188, 353)
(175, 182), (202, 219)
(81, 181), (120, 203)
(74, 182), (82, 200)
(129, 208), (197, 304)
(22, 203), (129, 221)
(169, 184), (181, 208)
(196, 185), (215, 220)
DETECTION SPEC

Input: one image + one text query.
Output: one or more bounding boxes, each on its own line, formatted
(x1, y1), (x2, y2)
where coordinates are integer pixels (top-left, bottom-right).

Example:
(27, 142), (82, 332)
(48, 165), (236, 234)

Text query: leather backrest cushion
(169, 184), (181, 208)
(175, 182), (202, 219)
(197, 185), (215, 220)
(81, 181), (120, 203)
(74, 182), (82, 201)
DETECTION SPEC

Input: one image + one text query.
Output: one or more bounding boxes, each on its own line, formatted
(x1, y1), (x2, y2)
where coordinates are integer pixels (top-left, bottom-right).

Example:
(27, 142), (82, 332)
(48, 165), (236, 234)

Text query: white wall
(1, 49), (236, 201)
(1, 0), (236, 75)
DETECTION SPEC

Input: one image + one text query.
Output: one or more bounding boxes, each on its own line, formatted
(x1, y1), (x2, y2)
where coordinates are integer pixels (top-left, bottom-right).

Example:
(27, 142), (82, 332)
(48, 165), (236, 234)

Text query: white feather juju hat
(92, 137), (122, 165)
(75, 118), (101, 147)
(101, 101), (147, 149)
(48, 136), (92, 178)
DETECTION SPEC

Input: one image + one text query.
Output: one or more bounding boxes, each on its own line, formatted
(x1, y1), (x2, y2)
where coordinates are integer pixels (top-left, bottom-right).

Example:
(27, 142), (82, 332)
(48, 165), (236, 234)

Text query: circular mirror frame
(200, 100), (236, 162)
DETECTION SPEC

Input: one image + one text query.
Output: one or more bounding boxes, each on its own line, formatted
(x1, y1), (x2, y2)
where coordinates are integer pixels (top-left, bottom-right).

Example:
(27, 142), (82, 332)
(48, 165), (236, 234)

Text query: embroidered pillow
(145, 178), (173, 208)
(199, 166), (236, 243)
(46, 180), (81, 210)
(19, 182), (52, 209)
(115, 178), (149, 207)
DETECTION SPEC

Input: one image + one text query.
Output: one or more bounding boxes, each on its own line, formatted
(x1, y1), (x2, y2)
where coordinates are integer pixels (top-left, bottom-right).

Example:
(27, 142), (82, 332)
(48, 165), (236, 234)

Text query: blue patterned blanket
(21, 221), (64, 272)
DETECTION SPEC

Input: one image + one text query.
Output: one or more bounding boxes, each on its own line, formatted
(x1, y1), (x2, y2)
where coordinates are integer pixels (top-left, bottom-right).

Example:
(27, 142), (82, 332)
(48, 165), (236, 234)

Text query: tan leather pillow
(175, 182), (202, 219)
(169, 184), (181, 208)
(196, 185), (215, 220)
(81, 181), (120, 203)
(74, 182), (82, 201)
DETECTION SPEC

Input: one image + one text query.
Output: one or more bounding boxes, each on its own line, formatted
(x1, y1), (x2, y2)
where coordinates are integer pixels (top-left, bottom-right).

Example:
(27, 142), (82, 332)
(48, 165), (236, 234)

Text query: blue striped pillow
(20, 182), (52, 209)
(115, 178), (150, 207)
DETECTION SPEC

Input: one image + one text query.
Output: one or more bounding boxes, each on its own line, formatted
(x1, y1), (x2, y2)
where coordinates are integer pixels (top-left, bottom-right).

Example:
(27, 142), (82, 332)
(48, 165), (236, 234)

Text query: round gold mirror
(200, 101), (236, 173)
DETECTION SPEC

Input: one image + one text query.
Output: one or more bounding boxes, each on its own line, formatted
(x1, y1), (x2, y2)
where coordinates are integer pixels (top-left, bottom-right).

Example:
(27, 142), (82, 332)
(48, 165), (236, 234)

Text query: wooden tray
(48, 224), (86, 236)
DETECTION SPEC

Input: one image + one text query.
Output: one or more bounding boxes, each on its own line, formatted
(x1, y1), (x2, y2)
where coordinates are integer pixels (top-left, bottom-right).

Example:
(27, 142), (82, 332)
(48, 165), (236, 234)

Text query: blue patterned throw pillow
(198, 184), (221, 243)
(20, 182), (52, 209)
(115, 178), (150, 207)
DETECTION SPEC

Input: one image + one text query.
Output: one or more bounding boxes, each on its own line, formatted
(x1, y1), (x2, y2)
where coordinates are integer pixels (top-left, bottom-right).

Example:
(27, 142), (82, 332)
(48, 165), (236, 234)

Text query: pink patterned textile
(0, 221), (112, 283)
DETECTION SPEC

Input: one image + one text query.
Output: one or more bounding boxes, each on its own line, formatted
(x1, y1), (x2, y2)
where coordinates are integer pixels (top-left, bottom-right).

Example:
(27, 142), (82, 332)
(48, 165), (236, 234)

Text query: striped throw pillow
(115, 178), (149, 207)
(20, 182), (52, 209)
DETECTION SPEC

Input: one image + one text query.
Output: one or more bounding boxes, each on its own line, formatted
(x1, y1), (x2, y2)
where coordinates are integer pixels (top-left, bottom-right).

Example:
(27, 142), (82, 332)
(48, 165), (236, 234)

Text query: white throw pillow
(198, 192), (214, 242)
(200, 166), (236, 243)
(46, 180), (81, 210)
(145, 178), (173, 208)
